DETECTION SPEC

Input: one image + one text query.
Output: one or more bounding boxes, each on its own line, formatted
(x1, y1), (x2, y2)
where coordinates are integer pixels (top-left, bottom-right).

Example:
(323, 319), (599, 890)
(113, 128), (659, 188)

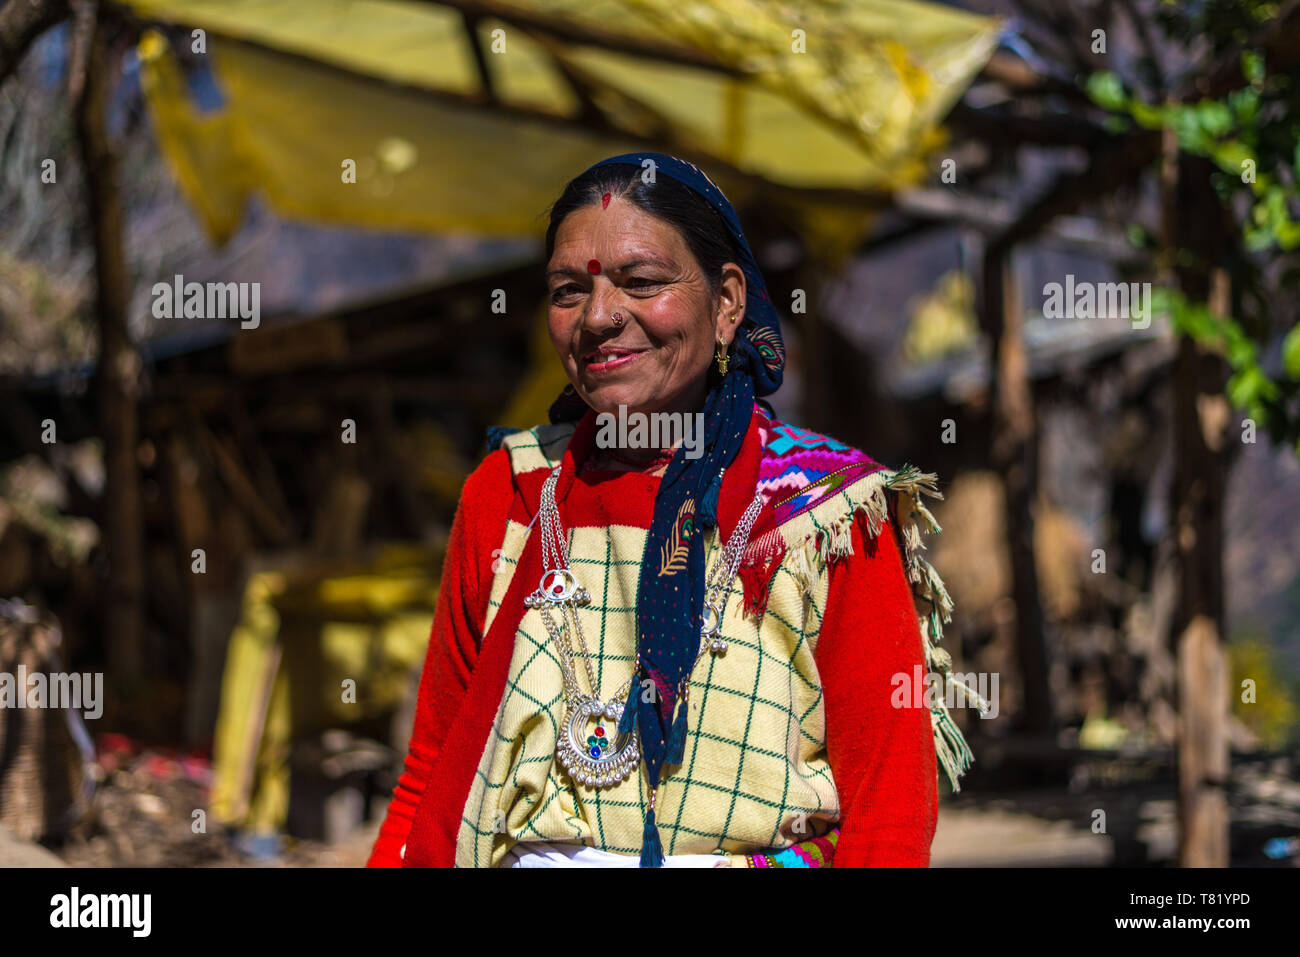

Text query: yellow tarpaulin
(129, 0), (1000, 261)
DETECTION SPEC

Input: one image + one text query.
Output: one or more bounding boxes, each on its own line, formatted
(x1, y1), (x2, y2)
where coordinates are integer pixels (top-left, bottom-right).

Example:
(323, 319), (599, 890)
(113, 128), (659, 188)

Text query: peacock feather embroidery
(657, 498), (696, 576)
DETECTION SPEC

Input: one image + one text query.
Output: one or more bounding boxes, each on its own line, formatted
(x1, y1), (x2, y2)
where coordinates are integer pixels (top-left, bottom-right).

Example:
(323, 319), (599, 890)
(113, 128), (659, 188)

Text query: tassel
(618, 696), (638, 735)
(931, 707), (974, 792)
(665, 697), (688, 765)
(639, 809), (665, 868)
(739, 561), (774, 618)
(699, 471), (722, 526)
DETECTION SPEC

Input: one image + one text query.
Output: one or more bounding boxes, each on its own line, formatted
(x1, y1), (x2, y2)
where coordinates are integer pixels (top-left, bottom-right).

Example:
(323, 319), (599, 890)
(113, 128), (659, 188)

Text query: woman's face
(546, 195), (744, 418)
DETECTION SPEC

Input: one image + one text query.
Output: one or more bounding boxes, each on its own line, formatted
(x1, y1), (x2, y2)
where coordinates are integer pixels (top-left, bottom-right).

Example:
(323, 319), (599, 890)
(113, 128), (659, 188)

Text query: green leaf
(1283, 324), (1300, 380)
(1131, 100), (1166, 129)
(1197, 101), (1234, 137)
(1087, 71), (1128, 112)
(1171, 106), (1207, 150)
(1228, 87), (1260, 124)
(1226, 333), (1257, 369)
(1210, 140), (1253, 176)
(1277, 221), (1300, 251)
(1245, 226), (1275, 252)
(1242, 49), (1265, 87)
(1227, 370), (1257, 409)
(1228, 367), (1279, 409)
(1125, 223), (1151, 248)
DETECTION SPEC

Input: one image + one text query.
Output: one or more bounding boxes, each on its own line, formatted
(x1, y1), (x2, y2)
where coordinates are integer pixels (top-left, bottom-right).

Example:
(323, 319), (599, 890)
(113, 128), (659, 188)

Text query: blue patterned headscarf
(546, 153), (786, 866)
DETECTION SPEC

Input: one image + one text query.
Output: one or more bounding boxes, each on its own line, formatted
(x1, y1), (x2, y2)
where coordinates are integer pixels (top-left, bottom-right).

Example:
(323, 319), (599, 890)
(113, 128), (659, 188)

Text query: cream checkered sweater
(450, 417), (969, 866)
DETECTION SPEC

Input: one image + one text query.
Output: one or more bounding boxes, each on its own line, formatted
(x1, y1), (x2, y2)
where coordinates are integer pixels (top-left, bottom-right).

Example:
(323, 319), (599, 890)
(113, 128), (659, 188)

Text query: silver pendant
(701, 600), (728, 655)
(525, 568), (591, 608)
(555, 696), (639, 790)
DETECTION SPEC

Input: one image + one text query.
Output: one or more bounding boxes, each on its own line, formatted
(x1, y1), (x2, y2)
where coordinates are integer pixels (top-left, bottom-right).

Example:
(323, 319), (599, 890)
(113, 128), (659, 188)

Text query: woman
(367, 152), (972, 868)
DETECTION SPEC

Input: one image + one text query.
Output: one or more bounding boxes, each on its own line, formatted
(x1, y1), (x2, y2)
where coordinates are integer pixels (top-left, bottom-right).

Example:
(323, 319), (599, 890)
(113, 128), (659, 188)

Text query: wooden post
(1171, 313), (1231, 866)
(1176, 613), (1229, 865)
(1171, 283), (1232, 868)
(74, 9), (144, 684)
(1167, 144), (1232, 867)
(982, 242), (1052, 735)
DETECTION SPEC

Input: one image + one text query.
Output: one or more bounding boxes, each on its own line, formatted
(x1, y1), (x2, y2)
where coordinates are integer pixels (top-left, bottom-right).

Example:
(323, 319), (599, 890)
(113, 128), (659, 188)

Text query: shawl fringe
(739, 463), (977, 791)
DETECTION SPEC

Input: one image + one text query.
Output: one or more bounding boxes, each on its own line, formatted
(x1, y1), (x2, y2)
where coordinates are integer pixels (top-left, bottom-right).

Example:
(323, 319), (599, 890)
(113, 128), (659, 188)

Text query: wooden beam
(230, 404), (292, 523)
(151, 373), (506, 406)
(366, 384), (429, 536)
(894, 187), (1146, 261)
(511, 23), (620, 131)
(978, 50), (1096, 108)
(310, 473), (370, 556)
(197, 424), (295, 546)
(228, 317), (350, 375)
(415, 0), (737, 75)
(947, 102), (1117, 150)
(985, 132), (1161, 261)
(459, 9), (497, 104)
(75, 5), (144, 683)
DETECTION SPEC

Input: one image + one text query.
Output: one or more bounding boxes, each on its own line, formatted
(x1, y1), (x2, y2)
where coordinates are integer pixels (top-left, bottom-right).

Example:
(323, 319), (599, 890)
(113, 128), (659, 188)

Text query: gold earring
(730, 313), (738, 323)
(715, 335), (730, 375)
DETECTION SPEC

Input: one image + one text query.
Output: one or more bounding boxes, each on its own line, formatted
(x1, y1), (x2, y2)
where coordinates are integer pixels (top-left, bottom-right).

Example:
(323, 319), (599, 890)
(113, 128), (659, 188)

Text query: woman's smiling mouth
(583, 347), (646, 374)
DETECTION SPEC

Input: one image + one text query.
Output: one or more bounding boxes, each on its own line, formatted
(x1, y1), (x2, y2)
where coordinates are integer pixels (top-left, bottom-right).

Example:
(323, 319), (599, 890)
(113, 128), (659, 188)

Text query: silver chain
(698, 477), (765, 655)
(530, 464), (765, 705)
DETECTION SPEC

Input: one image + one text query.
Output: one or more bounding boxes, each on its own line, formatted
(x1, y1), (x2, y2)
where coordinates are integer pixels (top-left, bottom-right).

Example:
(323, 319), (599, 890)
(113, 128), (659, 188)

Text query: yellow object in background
(209, 544), (442, 835)
(131, 0), (999, 263)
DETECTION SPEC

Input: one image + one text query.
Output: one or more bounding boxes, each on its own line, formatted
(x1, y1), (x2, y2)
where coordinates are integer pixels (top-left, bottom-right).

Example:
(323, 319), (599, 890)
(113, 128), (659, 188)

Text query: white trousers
(501, 841), (733, 868)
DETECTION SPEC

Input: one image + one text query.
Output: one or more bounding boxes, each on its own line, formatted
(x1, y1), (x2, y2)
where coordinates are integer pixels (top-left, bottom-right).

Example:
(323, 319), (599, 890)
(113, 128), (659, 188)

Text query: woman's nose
(584, 284), (624, 334)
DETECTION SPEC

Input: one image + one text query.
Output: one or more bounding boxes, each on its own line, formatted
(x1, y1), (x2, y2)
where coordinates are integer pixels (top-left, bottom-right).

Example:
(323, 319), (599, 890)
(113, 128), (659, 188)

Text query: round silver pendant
(543, 568), (577, 600)
(529, 568), (590, 607)
(555, 697), (639, 790)
(701, 600), (727, 654)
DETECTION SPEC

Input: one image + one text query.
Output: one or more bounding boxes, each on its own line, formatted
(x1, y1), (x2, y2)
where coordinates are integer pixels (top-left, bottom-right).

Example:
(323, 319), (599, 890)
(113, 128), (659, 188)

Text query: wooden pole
(1163, 137), (1232, 867)
(1171, 313), (1231, 866)
(74, 8), (144, 684)
(982, 242), (1052, 735)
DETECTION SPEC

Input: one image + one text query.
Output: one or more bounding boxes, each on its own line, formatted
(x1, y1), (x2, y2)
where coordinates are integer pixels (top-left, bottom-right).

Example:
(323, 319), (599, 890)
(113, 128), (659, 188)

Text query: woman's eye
(551, 284), (582, 301)
(627, 278), (664, 290)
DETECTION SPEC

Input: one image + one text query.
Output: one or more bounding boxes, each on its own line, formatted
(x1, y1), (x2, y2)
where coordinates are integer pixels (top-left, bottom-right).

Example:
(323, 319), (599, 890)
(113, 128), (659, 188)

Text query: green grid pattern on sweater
(457, 519), (840, 867)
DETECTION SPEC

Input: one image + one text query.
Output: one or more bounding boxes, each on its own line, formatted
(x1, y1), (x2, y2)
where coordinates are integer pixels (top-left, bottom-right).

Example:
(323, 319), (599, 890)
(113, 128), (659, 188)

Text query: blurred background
(0, 0), (1298, 868)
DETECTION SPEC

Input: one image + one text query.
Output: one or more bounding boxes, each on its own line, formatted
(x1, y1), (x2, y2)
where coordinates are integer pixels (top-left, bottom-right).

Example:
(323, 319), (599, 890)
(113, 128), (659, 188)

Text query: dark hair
(543, 163), (742, 310)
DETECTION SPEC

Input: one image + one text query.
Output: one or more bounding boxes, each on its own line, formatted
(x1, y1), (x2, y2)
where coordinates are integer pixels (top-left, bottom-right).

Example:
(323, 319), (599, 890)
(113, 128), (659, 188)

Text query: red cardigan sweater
(367, 431), (938, 868)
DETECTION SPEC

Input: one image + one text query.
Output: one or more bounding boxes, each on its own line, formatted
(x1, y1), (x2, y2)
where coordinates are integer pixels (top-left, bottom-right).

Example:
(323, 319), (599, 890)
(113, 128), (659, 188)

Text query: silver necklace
(525, 464), (765, 790)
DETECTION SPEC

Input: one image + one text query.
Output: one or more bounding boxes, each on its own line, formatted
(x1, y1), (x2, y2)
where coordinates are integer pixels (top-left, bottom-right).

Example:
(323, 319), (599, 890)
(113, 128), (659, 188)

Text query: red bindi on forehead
(587, 259), (601, 274)
(601, 192), (611, 209)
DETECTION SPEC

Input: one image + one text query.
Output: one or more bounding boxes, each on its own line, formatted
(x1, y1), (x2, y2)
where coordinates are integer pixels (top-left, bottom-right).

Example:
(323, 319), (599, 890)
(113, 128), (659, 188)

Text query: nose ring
(611, 311), (625, 327)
